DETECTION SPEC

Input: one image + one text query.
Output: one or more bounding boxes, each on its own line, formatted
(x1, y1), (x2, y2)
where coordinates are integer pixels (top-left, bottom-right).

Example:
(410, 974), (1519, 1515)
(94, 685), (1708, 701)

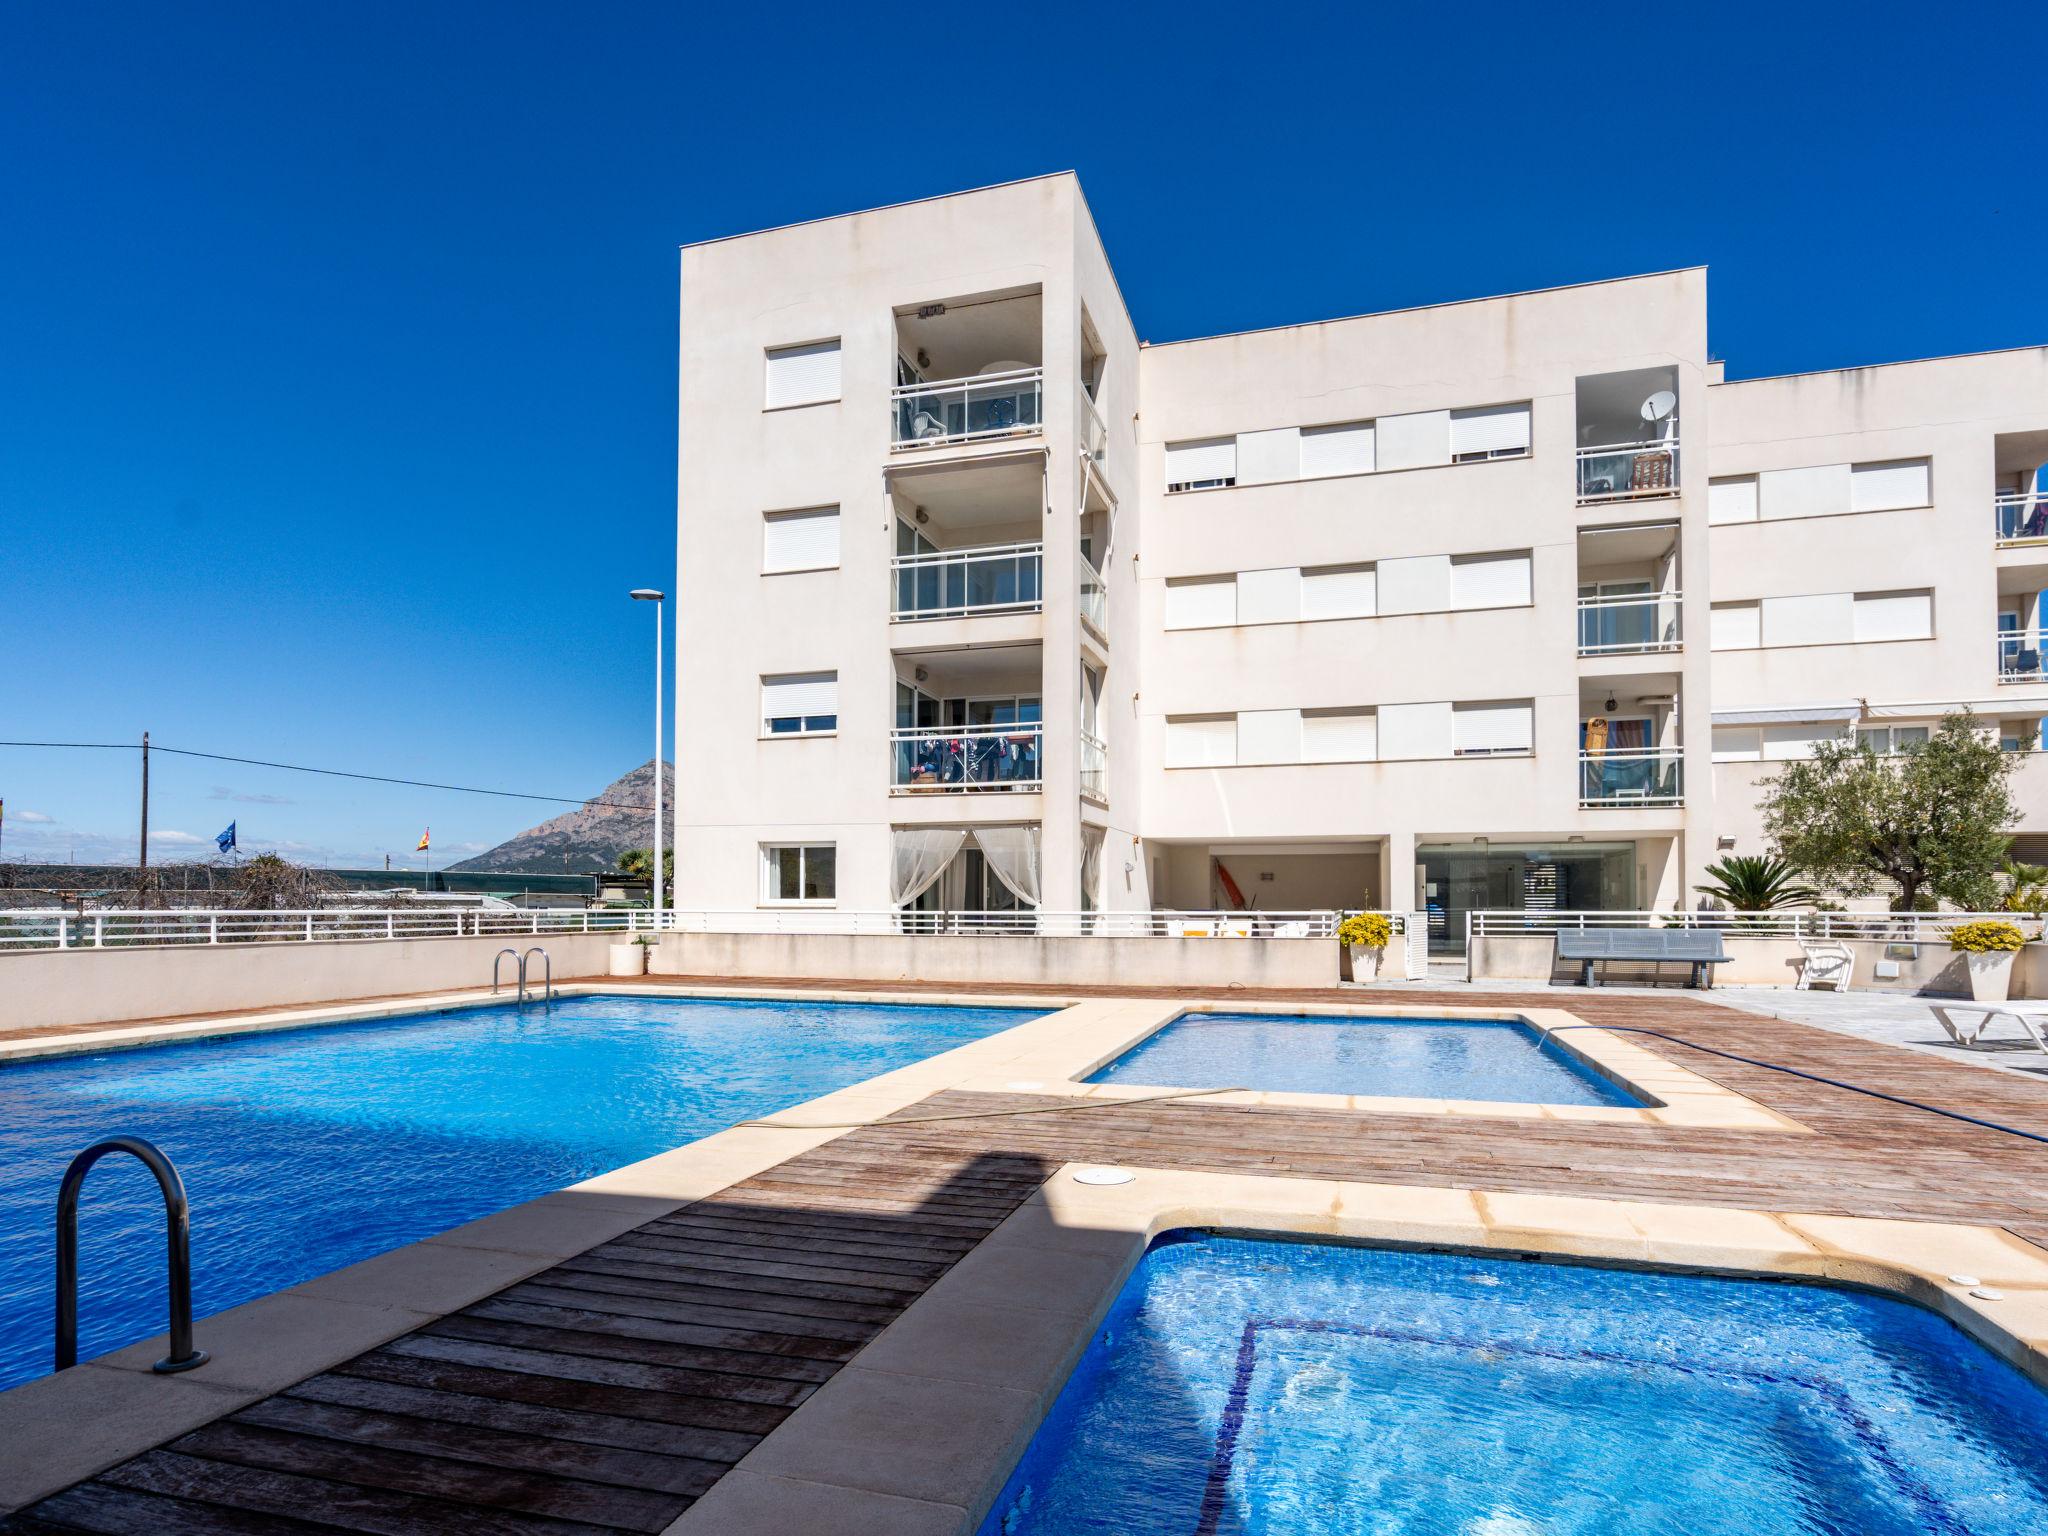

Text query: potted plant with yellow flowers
(1947, 919), (2026, 1003)
(1338, 911), (1395, 982)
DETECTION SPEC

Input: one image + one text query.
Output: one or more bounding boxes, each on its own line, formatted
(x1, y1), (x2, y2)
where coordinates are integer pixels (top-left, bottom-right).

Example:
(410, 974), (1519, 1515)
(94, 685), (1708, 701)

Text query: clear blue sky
(2, 1), (2042, 868)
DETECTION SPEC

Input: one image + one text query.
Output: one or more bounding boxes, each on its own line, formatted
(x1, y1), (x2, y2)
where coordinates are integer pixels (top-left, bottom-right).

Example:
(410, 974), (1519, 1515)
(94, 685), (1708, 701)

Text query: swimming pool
(1085, 1012), (1643, 1107)
(0, 994), (1034, 1391)
(980, 1233), (2048, 1535)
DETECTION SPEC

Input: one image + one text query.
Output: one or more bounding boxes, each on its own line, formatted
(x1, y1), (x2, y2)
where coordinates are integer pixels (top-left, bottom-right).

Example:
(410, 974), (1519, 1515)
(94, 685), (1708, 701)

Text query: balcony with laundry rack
(890, 287), (1043, 452)
(1575, 366), (1681, 507)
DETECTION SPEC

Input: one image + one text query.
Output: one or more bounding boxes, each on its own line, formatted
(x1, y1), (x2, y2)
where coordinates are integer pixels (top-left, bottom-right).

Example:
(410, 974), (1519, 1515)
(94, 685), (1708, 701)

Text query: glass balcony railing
(1996, 493), (2048, 545)
(1577, 591), (1682, 654)
(1078, 550), (1107, 636)
(891, 543), (1042, 620)
(891, 368), (1043, 449)
(1999, 629), (2048, 682)
(891, 724), (1043, 792)
(1080, 730), (1107, 801)
(1576, 439), (1680, 504)
(1078, 387), (1107, 462)
(1579, 749), (1684, 807)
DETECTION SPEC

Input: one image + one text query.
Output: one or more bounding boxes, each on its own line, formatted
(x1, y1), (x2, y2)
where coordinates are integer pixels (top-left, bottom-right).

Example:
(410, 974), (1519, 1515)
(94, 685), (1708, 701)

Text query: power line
(0, 740), (659, 812)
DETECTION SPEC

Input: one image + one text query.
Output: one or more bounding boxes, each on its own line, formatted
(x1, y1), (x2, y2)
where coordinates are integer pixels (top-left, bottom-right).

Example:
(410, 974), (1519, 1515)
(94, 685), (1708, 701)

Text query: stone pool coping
(923, 998), (1807, 1133)
(668, 1164), (2048, 1535)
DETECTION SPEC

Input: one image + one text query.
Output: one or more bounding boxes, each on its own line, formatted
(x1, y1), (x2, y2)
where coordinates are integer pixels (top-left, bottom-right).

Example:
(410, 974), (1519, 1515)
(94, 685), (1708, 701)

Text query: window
(1300, 564), (1376, 620)
(1850, 459), (1931, 512)
(761, 844), (836, 904)
(1452, 700), (1534, 756)
(1449, 403), (1532, 462)
(1301, 708), (1377, 762)
(1164, 575), (1237, 629)
(761, 671), (838, 736)
(1165, 437), (1237, 492)
(1165, 715), (1237, 767)
(1755, 457), (1931, 520)
(1856, 724), (1931, 754)
(1851, 589), (1933, 642)
(764, 340), (842, 409)
(1449, 552), (1532, 609)
(1300, 421), (1376, 478)
(762, 507), (840, 573)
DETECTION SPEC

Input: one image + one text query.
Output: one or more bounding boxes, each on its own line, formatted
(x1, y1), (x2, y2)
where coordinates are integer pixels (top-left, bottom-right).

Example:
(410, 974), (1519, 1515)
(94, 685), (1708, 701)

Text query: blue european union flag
(216, 822), (237, 853)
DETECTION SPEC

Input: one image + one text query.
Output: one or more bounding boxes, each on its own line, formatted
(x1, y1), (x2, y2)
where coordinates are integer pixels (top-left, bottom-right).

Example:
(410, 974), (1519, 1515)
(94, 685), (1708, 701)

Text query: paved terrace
(5, 983), (2048, 1532)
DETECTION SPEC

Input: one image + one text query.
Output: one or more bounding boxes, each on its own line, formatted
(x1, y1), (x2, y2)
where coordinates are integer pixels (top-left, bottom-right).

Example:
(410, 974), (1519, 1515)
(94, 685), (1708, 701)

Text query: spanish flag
(416, 828), (430, 853)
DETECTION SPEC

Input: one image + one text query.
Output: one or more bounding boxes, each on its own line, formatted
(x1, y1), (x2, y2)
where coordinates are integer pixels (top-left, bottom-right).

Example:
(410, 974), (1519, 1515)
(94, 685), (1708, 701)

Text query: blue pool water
(0, 994), (1034, 1391)
(1086, 1013), (1643, 1107)
(981, 1234), (2048, 1535)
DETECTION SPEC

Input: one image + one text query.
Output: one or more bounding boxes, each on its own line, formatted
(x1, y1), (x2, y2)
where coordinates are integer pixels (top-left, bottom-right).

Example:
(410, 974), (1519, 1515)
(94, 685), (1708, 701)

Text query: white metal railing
(1999, 628), (2047, 681)
(1996, 492), (2048, 545)
(891, 542), (1043, 620)
(1576, 591), (1682, 654)
(1468, 908), (2045, 943)
(1080, 730), (1107, 800)
(1578, 749), (1684, 806)
(1078, 387), (1107, 461)
(891, 723), (1043, 792)
(891, 368), (1043, 449)
(0, 906), (658, 953)
(669, 908), (1379, 938)
(1576, 439), (1679, 503)
(1078, 549), (1107, 635)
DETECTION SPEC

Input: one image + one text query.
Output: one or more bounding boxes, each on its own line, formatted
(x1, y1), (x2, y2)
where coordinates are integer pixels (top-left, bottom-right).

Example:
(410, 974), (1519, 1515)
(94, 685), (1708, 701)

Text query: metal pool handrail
(55, 1136), (209, 1374)
(492, 947), (521, 994)
(522, 946), (555, 1003)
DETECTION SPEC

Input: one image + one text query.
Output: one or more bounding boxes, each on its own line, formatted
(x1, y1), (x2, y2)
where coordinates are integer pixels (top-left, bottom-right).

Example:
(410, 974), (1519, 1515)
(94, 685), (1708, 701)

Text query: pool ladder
(493, 946), (556, 1005)
(54, 1136), (208, 1374)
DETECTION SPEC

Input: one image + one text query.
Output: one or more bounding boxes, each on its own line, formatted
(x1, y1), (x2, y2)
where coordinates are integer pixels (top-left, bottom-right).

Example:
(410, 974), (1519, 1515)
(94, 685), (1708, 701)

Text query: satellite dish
(1641, 390), (1678, 423)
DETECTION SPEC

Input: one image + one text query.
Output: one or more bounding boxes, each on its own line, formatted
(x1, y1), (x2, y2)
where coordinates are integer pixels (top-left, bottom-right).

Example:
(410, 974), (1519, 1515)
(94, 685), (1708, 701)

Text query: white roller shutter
(1453, 701), (1534, 755)
(1301, 709), (1377, 762)
(1853, 589), (1933, 642)
(764, 341), (841, 408)
(1450, 552), (1532, 609)
(1166, 716), (1237, 767)
(1710, 602), (1761, 650)
(1760, 463), (1852, 520)
(1375, 410), (1452, 471)
(1851, 459), (1931, 512)
(1299, 421), (1375, 478)
(1763, 592), (1854, 647)
(1708, 477), (1759, 524)
(1378, 701), (1454, 760)
(1300, 564), (1376, 620)
(762, 508), (840, 573)
(1164, 576), (1237, 629)
(1236, 709), (1302, 764)
(1235, 428), (1301, 485)
(1235, 567), (1301, 624)
(1165, 438), (1237, 489)
(1712, 727), (1762, 762)
(761, 671), (837, 723)
(1378, 554), (1453, 614)
(1763, 723), (1842, 760)
(1449, 403), (1531, 456)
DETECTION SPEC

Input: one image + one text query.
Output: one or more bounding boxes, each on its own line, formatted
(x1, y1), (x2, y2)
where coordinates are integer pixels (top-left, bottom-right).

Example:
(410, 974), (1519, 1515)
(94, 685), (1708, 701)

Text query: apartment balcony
(1078, 386), (1107, 463)
(892, 724), (1043, 793)
(1078, 549), (1108, 638)
(2000, 629), (2047, 683)
(1576, 440), (1680, 505)
(1575, 366), (1680, 507)
(1578, 591), (1681, 655)
(1579, 748), (1684, 807)
(892, 542), (1042, 621)
(891, 369), (1043, 451)
(1997, 492), (2048, 546)
(1080, 730), (1107, 802)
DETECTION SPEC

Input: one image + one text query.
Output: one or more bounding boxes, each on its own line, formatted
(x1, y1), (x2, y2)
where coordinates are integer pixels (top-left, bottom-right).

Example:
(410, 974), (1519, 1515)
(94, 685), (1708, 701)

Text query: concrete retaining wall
(651, 931), (1341, 990)
(0, 933), (620, 1033)
(1470, 933), (2043, 997)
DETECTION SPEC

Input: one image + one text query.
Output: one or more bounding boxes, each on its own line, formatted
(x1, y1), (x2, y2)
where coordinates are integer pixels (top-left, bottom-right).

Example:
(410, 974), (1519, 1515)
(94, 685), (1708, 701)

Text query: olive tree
(1760, 712), (2018, 911)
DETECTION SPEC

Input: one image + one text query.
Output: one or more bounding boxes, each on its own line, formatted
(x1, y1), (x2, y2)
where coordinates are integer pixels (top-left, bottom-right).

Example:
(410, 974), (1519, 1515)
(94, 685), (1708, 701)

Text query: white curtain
(972, 825), (1042, 907)
(1080, 827), (1105, 925)
(891, 828), (967, 906)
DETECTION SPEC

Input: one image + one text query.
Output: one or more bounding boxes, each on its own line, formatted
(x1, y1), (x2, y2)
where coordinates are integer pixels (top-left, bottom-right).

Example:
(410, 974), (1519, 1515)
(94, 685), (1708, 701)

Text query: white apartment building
(673, 173), (2048, 952)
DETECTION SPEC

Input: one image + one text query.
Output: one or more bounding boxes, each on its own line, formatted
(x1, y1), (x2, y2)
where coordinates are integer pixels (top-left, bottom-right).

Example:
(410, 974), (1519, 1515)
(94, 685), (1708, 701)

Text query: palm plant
(1693, 855), (1818, 912)
(2002, 857), (2048, 913)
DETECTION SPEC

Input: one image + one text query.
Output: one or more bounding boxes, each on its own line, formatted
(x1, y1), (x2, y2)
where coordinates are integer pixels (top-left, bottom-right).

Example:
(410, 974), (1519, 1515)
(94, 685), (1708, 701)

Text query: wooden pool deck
(7, 986), (2048, 1532)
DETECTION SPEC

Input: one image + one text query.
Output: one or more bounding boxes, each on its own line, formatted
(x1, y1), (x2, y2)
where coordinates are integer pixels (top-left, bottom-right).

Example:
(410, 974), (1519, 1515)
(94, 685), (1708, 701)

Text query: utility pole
(137, 731), (151, 910)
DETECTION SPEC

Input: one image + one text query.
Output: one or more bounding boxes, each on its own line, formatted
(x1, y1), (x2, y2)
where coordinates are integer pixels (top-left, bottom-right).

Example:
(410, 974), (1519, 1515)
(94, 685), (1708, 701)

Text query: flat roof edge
(678, 171), (1078, 252)
(1716, 341), (2048, 386)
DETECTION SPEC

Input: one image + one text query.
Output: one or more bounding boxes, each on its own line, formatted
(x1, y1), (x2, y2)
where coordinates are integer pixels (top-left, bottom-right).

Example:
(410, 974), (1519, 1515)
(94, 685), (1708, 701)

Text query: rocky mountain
(446, 760), (673, 875)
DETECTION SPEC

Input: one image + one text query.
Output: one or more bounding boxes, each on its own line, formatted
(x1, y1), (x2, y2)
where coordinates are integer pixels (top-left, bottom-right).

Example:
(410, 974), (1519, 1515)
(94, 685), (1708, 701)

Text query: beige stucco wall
(1471, 931), (2044, 996)
(0, 933), (620, 1034)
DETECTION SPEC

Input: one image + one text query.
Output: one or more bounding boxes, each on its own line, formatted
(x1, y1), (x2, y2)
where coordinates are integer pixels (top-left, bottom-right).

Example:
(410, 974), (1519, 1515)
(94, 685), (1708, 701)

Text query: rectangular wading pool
(0, 994), (1039, 1391)
(978, 1233), (2048, 1536)
(1085, 1012), (1645, 1108)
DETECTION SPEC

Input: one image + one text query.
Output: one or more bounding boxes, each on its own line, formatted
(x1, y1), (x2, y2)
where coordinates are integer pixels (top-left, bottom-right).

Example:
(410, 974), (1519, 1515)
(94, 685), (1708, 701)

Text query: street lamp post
(630, 589), (666, 933)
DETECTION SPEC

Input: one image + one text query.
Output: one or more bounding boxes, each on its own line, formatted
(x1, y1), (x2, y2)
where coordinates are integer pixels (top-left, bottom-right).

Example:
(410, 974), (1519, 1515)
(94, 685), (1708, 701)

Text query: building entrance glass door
(1416, 842), (1636, 955)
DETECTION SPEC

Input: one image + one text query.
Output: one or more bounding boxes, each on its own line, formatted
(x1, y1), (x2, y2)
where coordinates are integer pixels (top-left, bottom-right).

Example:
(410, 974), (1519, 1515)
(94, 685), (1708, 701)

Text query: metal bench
(1554, 928), (1731, 989)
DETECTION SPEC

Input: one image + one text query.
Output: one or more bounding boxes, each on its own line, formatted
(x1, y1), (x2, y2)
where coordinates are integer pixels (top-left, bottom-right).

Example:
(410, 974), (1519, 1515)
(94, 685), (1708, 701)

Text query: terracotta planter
(1348, 944), (1382, 982)
(609, 942), (649, 978)
(1966, 950), (2014, 1004)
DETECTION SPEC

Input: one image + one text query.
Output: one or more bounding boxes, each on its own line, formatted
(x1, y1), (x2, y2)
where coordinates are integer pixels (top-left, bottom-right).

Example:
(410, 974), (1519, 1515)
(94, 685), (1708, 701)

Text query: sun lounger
(1796, 940), (1855, 991)
(1929, 1005), (2048, 1054)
